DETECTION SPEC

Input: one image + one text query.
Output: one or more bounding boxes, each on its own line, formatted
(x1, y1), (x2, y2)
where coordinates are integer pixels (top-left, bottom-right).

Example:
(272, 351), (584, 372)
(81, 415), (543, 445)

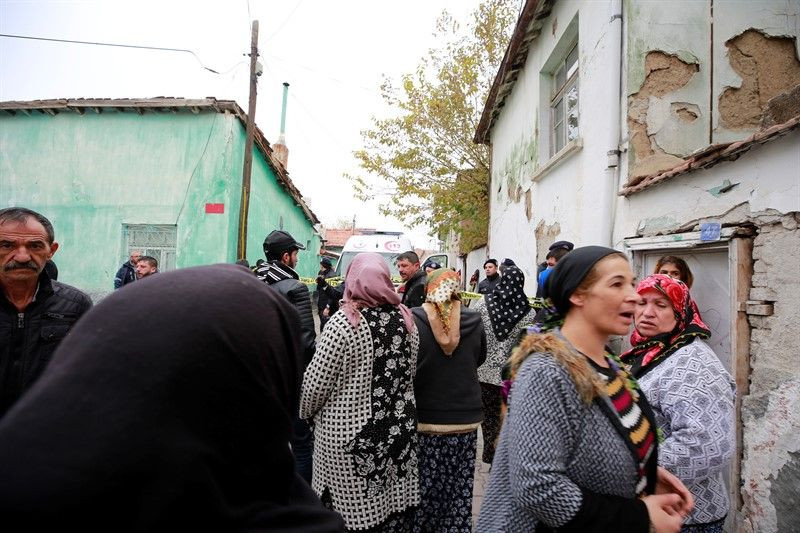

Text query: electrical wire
(265, 0), (305, 41)
(0, 33), (241, 75)
(175, 112), (220, 223)
(266, 53), (376, 93)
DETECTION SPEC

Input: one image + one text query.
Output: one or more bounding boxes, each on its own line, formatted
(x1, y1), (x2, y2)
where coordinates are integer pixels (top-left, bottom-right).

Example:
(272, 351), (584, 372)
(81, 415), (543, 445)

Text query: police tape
(302, 278), (549, 308)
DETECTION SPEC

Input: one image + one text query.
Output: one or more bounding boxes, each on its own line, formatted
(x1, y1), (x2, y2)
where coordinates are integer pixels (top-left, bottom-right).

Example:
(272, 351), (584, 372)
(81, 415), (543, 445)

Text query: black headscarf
(544, 246), (620, 315)
(485, 265), (532, 341)
(0, 265), (343, 532)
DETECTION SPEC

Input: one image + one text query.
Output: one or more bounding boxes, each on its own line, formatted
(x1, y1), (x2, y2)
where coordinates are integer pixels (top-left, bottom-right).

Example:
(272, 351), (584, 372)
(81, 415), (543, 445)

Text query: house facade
(476, 1), (799, 531)
(0, 98), (322, 299)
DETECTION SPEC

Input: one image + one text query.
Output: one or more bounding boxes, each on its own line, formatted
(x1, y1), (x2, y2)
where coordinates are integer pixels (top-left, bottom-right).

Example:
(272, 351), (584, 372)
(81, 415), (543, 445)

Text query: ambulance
(333, 231), (414, 278)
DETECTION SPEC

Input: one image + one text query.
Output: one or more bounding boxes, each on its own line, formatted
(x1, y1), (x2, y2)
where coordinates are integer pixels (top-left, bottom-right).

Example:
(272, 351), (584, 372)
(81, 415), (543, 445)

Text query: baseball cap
(320, 257), (333, 267)
(549, 240), (574, 252)
(263, 230), (306, 255)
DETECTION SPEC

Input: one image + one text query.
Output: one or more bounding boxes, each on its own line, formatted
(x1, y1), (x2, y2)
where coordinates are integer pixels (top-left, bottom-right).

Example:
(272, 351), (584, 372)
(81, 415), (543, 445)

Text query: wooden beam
(729, 236), (753, 528)
(237, 20), (260, 260)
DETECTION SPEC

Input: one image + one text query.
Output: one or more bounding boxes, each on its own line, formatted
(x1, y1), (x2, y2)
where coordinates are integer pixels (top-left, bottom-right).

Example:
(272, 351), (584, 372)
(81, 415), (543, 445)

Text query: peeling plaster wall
(614, 132), (800, 241)
(718, 30), (800, 131)
(615, 130), (800, 533)
(488, 0), (623, 292)
(625, 0), (710, 181)
(740, 214), (800, 533)
(713, 0), (800, 142)
(624, 1), (800, 180)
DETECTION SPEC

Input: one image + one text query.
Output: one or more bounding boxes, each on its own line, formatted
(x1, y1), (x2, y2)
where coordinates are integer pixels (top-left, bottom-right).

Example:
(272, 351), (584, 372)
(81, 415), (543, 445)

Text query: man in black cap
(255, 229), (315, 484)
(478, 259), (501, 295)
(315, 257), (337, 331)
(537, 240), (575, 297)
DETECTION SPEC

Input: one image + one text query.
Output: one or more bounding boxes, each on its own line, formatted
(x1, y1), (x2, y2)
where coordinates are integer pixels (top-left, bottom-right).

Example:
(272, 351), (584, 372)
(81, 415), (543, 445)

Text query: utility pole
(237, 20), (259, 260)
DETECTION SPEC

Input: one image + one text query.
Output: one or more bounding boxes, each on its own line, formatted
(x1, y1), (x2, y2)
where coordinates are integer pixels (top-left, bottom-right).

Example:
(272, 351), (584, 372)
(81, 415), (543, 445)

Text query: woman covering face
(0, 265), (343, 532)
(622, 275), (735, 532)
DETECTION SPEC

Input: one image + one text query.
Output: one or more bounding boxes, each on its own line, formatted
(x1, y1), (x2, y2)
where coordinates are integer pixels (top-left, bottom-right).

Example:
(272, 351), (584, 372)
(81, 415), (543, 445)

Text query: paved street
(472, 431), (490, 527)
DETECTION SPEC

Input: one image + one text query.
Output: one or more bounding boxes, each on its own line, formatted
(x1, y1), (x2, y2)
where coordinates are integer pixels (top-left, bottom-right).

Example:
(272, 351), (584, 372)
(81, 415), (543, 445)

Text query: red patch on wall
(205, 203), (225, 214)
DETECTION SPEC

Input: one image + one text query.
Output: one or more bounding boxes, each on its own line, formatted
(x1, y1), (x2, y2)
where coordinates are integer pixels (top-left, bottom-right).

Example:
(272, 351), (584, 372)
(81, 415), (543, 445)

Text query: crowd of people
(0, 206), (735, 533)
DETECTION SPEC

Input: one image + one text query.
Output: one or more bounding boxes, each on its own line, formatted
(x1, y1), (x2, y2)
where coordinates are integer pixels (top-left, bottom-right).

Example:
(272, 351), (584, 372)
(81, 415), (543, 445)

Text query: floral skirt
(414, 431), (477, 533)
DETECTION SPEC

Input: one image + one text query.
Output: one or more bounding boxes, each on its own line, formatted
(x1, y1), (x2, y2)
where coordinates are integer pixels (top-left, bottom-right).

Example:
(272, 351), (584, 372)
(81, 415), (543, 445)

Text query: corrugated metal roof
(0, 97), (320, 226)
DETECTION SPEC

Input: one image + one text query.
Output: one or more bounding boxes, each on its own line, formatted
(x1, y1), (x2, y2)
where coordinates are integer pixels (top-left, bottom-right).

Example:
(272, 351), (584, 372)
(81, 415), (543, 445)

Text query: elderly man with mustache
(0, 207), (92, 418)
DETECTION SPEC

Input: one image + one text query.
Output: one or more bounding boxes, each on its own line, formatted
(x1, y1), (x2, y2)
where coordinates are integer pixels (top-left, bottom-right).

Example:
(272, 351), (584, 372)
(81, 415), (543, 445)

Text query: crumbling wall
(534, 220), (560, 264)
(740, 212), (800, 533)
(761, 84), (800, 129)
(719, 30), (800, 130)
(627, 51), (700, 182)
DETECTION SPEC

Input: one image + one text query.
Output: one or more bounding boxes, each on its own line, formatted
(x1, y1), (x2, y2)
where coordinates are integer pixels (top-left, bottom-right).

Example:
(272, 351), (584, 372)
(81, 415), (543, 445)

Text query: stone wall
(740, 212), (800, 533)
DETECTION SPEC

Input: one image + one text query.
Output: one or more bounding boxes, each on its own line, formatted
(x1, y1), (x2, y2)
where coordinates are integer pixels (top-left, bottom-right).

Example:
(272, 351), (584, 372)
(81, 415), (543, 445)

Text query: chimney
(273, 82), (289, 169)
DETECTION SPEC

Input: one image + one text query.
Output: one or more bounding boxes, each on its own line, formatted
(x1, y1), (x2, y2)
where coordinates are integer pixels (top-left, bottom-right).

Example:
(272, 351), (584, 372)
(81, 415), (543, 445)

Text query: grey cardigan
(476, 352), (649, 532)
(636, 338), (735, 525)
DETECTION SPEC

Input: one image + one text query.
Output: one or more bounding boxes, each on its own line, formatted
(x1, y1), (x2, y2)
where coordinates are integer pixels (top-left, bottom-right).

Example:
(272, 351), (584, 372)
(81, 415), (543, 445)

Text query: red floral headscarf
(621, 274), (710, 377)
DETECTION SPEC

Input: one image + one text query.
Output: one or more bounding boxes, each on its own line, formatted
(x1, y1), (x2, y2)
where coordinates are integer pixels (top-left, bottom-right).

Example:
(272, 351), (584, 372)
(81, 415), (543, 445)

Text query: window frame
(550, 42), (579, 156)
(122, 224), (178, 272)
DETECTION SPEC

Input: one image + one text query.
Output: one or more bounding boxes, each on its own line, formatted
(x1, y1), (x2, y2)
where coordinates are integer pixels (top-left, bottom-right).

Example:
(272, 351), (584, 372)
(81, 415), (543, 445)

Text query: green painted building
(0, 98), (321, 299)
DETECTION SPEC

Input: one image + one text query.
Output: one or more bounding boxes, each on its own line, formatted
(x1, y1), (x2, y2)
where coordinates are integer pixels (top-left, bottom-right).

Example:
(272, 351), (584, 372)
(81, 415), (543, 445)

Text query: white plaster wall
(613, 131), (800, 243)
(488, 0), (623, 293)
(713, 0), (800, 143)
(465, 246), (488, 289)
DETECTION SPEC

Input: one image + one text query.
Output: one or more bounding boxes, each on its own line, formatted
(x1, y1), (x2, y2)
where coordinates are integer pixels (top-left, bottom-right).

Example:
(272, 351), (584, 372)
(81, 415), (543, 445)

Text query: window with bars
(550, 42), (579, 156)
(123, 224), (177, 272)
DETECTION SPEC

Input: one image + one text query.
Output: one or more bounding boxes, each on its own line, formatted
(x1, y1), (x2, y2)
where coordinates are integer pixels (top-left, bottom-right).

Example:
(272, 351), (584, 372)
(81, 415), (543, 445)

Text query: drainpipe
(599, 0), (623, 247)
(272, 82), (290, 169)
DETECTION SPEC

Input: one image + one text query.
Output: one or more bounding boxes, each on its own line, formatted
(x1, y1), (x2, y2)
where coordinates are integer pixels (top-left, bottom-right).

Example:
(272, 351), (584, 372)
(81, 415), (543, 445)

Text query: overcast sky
(0, 0), (496, 248)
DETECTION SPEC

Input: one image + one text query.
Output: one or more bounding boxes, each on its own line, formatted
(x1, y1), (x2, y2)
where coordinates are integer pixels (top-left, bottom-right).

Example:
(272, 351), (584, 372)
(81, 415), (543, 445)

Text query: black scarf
(0, 265), (342, 532)
(544, 246), (619, 315)
(485, 265), (532, 341)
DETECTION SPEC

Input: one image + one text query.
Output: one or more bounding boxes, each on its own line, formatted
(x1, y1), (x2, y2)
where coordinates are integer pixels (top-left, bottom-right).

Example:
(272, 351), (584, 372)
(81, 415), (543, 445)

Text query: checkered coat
(300, 305), (420, 530)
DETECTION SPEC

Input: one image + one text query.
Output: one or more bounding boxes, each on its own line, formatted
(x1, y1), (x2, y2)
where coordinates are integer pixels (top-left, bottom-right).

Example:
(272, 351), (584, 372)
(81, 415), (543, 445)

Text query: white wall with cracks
(482, 1), (800, 530)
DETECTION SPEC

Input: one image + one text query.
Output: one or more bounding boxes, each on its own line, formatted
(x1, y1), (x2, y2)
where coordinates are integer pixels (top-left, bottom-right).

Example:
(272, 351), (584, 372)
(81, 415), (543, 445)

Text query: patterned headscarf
(422, 269), (461, 355)
(485, 265), (532, 341)
(621, 274), (710, 377)
(425, 269), (460, 331)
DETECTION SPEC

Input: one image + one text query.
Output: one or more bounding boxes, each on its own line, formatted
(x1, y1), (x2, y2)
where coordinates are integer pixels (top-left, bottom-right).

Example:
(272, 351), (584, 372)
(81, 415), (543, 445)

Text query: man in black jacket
(255, 229), (315, 484)
(0, 207), (92, 417)
(478, 258), (501, 295)
(315, 257), (337, 332)
(397, 251), (426, 308)
(113, 250), (141, 289)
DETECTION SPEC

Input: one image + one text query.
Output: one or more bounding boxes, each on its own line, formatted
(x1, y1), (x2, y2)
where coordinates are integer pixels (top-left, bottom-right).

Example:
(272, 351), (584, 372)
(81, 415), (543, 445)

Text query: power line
(265, 0), (306, 41)
(265, 53), (377, 94)
(0, 33), (240, 75)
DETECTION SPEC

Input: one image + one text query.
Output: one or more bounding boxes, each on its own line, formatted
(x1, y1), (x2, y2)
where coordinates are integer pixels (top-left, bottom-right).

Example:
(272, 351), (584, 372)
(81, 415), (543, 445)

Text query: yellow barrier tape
(301, 277), (551, 309)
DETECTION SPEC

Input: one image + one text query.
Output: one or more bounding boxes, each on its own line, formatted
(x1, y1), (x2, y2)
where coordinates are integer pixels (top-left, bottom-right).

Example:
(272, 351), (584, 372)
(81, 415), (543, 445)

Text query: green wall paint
(0, 108), (320, 298)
